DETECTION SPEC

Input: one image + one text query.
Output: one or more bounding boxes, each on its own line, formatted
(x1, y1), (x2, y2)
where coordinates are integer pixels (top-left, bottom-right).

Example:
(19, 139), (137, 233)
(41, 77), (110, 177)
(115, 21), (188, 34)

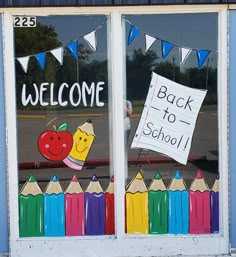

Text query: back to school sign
(131, 72), (207, 165)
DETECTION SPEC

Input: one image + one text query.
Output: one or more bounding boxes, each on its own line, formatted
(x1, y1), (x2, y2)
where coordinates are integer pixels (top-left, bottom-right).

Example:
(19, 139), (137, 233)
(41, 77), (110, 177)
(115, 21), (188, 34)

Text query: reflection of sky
(124, 13), (218, 68)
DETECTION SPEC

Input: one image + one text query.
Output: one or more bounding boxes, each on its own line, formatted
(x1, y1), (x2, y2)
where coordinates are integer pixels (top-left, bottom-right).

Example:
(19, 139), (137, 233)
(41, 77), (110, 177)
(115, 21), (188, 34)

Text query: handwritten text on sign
(131, 72), (207, 165)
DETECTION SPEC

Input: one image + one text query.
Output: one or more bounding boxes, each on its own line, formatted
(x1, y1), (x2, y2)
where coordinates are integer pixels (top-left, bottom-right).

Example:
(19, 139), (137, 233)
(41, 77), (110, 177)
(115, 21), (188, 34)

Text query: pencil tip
(136, 171), (144, 180)
(72, 174), (78, 182)
(174, 170), (182, 179)
(28, 175), (36, 182)
(91, 174), (98, 181)
(51, 175), (59, 182)
(111, 176), (114, 182)
(154, 172), (162, 179)
(195, 170), (203, 179)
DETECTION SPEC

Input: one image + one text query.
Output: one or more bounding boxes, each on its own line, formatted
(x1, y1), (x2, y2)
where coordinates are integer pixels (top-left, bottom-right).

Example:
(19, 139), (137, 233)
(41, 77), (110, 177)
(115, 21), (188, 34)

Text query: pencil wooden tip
(195, 170), (203, 179)
(111, 176), (114, 183)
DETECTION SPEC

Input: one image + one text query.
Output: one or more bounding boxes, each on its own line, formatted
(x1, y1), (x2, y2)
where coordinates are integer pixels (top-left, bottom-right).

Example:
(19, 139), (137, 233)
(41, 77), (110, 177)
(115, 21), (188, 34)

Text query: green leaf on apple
(57, 123), (68, 131)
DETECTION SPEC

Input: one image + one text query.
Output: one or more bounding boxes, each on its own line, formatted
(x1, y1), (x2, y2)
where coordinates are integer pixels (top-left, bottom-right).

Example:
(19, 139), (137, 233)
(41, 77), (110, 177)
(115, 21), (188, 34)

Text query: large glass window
(124, 13), (219, 235)
(14, 15), (114, 237)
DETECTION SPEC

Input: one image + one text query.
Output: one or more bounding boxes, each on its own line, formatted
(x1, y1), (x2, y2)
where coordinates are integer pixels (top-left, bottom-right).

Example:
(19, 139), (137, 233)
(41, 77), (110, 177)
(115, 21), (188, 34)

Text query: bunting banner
(128, 25), (140, 46)
(16, 18), (217, 73)
(16, 19), (107, 73)
(84, 31), (97, 51)
(50, 47), (64, 65)
(180, 47), (191, 66)
(17, 56), (29, 73)
(66, 41), (79, 61)
(127, 21), (217, 69)
(35, 52), (46, 70)
(145, 34), (156, 53)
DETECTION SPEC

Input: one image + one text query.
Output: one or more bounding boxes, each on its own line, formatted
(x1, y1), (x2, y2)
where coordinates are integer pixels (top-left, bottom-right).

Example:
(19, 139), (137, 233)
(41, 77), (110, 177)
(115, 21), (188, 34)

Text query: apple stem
(53, 125), (57, 131)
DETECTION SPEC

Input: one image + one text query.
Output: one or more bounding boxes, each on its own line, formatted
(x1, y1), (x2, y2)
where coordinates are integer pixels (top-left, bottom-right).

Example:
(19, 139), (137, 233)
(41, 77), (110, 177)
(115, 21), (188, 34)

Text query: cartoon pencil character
(64, 120), (95, 170)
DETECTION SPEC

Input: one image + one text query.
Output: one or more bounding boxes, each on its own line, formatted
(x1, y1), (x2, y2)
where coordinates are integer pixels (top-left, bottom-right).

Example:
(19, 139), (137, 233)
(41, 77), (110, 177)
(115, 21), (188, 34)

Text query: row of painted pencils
(126, 170), (219, 235)
(19, 175), (114, 237)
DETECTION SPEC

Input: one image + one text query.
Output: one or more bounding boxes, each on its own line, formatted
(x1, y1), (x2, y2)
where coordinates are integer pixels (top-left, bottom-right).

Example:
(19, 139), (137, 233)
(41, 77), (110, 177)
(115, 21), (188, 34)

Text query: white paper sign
(131, 72), (207, 165)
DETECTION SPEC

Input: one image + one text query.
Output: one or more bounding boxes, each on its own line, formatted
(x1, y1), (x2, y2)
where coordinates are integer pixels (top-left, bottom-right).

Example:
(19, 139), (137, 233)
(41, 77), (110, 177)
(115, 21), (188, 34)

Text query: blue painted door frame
(0, 15), (9, 254)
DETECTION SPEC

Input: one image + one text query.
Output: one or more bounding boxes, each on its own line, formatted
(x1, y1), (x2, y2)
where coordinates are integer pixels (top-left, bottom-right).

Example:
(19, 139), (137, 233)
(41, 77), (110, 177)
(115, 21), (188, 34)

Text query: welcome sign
(131, 72), (207, 165)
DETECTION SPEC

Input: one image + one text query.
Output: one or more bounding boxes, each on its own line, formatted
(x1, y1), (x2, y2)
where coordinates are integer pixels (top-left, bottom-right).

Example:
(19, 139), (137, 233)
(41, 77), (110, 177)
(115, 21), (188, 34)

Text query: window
(4, 6), (229, 257)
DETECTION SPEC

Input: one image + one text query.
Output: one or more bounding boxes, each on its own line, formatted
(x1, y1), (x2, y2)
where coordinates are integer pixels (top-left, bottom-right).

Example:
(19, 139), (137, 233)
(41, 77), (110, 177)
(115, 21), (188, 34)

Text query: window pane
(124, 13), (219, 235)
(15, 15), (114, 237)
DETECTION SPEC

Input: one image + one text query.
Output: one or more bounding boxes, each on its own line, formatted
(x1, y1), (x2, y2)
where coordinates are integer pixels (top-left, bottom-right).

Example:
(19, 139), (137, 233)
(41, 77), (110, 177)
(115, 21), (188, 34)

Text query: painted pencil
(105, 176), (115, 235)
(148, 172), (168, 234)
(126, 170), (148, 234)
(65, 175), (85, 236)
(64, 120), (95, 170)
(19, 175), (44, 237)
(44, 175), (65, 237)
(189, 170), (210, 234)
(168, 170), (189, 234)
(85, 175), (105, 235)
(211, 175), (219, 233)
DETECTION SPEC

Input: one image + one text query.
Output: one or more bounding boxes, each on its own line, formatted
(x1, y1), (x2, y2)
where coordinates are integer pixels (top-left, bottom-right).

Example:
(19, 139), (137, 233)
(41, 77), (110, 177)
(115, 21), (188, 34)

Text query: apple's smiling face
(38, 130), (73, 161)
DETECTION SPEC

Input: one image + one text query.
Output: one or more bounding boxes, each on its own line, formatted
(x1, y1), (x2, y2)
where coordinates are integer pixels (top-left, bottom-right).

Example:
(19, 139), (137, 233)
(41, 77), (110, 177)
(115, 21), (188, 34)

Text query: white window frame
(2, 5), (229, 257)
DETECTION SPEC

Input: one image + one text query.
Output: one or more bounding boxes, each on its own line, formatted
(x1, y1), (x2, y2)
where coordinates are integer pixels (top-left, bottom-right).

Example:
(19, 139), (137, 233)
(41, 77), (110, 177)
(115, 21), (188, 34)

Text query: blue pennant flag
(196, 49), (210, 69)
(66, 41), (79, 61)
(35, 52), (46, 70)
(161, 40), (174, 59)
(128, 25), (140, 46)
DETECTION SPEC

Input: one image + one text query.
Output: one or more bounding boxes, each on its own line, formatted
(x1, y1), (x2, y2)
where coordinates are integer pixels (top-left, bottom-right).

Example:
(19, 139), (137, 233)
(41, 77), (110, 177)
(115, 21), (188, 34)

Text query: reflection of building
(0, 2), (235, 257)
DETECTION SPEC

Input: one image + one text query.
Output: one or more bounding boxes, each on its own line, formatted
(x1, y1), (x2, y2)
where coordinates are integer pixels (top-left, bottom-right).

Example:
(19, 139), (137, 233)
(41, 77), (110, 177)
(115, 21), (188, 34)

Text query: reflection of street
(18, 105), (218, 191)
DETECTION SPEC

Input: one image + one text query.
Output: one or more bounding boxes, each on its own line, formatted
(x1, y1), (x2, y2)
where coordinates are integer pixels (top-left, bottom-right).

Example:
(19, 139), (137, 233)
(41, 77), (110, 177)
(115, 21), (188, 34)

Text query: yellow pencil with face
(63, 119), (95, 170)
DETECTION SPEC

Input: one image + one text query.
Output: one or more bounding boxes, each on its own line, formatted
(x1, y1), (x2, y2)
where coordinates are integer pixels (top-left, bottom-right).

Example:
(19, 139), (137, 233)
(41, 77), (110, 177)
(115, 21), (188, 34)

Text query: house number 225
(14, 16), (36, 27)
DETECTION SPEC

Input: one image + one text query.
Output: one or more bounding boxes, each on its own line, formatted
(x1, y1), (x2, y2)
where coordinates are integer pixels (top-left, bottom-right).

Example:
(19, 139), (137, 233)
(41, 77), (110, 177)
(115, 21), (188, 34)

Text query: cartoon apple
(37, 123), (73, 161)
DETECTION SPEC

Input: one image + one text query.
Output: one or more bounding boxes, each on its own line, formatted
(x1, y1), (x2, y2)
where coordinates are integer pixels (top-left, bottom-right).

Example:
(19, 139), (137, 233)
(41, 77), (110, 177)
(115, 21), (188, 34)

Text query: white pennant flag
(84, 31), (97, 51)
(50, 47), (64, 65)
(17, 56), (30, 73)
(180, 47), (191, 66)
(145, 34), (156, 52)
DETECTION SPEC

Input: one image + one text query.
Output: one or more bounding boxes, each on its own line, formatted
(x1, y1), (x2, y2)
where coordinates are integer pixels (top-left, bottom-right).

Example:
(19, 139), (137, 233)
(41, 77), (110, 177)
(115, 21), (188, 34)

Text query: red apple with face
(37, 123), (73, 161)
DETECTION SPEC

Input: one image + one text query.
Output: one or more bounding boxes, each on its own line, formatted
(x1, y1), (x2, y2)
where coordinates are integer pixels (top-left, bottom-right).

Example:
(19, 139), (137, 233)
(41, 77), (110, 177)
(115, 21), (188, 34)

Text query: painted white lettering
(69, 83), (81, 107)
(58, 83), (68, 106)
(39, 82), (49, 106)
(50, 83), (58, 106)
(96, 82), (105, 107)
(21, 83), (39, 106)
(82, 82), (95, 107)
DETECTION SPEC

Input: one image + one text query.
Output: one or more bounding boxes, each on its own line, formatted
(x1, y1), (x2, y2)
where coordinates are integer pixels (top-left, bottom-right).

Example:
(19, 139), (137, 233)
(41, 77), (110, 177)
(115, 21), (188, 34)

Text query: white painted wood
(3, 5), (230, 257)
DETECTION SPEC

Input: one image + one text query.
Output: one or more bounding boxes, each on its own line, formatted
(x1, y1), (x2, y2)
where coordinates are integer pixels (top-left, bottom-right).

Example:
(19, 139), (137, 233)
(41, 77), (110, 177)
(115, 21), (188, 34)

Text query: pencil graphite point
(195, 170), (203, 179)
(154, 172), (162, 180)
(111, 176), (114, 183)
(72, 174), (78, 182)
(91, 174), (98, 181)
(28, 175), (36, 182)
(174, 170), (182, 179)
(51, 175), (59, 182)
(136, 171), (144, 180)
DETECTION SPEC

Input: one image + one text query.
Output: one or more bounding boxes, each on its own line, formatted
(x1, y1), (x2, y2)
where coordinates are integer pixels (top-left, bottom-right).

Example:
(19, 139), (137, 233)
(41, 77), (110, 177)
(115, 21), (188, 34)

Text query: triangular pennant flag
(84, 31), (97, 51)
(34, 52), (46, 70)
(50, 47), (64, 65)
(196, 49), (210, 69)
(66, 41), (79, 61)
(17, 56), (30, 73)
(128, 25), (140, 46)
(161, 40), (174, 59)
(145, 34), (156, 52)
(180, 47), (191, 66)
